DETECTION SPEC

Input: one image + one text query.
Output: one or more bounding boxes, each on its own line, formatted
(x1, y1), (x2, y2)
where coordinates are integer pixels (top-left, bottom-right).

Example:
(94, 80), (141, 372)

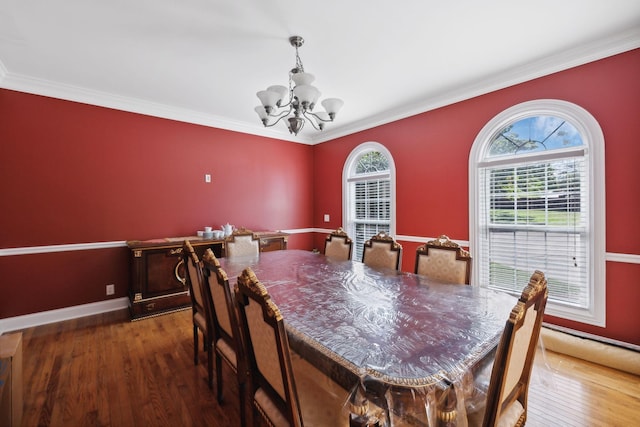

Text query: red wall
(2, 49), (639, 345)
(312, 49), (640, 345)
(0, 90), (315, 317)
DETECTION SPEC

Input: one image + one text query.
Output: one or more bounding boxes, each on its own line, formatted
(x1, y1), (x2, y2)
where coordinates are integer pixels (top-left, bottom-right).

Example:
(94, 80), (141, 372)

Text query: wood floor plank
(12, 308), (640, 426)
(527, 348), (640, 427)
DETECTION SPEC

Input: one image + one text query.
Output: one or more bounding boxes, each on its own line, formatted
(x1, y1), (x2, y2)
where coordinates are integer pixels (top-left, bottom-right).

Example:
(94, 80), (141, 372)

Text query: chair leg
(193, 325), (199, 365)
(239, 381), (246, 427)
(215, 352), (223, 403)
(207, 340), (214, 390)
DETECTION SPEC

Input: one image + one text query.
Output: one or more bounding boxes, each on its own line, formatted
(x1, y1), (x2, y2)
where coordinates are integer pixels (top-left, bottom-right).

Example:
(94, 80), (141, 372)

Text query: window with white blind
(343, 142), (396, 262)
(469, 100), (605, 326)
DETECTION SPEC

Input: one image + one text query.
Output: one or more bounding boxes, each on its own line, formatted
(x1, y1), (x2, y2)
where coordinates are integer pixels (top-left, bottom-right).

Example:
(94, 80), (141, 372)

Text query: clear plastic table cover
(219, 250), (518, 425)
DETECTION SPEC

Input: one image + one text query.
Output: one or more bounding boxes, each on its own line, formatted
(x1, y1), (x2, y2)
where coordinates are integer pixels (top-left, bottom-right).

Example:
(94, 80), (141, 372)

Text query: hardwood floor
(526, 349), (640, 427)
(20, 309), (240, 427)
(13, 309), (640, 426)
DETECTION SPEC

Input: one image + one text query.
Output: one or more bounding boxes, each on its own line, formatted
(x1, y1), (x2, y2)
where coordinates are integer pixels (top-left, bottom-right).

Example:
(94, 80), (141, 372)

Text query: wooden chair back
(482, 270), (548, 427)
(235, 267), (303, 427)
(226, 227), (260, 257)
(414, 235), (472, 284)
(324, 227), (353, 261)
(362, 231), (402, 271)
(181, 240), (214, 386)
(202, 250), (235, 345)
(182, 240), (206, 314)
(202, 249), (247, 424)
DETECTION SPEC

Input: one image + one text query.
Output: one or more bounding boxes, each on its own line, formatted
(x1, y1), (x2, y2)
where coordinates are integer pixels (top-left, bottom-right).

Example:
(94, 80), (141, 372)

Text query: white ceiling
(1, 1), (639, 144)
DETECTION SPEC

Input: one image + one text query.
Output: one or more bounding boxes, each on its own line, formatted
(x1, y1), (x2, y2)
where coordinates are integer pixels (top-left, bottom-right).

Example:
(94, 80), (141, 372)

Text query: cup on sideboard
(204, 226), (213, 233)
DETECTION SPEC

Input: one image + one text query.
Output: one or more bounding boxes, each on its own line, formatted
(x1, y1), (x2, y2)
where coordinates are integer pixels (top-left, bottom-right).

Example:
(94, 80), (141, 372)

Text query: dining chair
(225, 227), (260, 257)
(414, 235), (472, 284)
(362, 231), (402, 271)
(324, 227), (353, 261)
(466, 270), (549, 427)
(234, 267), (349, 427)
(201, 249), (247, 426)
(181, 240), (214, 388)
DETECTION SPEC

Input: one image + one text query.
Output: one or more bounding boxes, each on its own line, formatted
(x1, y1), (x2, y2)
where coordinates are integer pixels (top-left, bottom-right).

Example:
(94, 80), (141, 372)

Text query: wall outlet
(324, 214), (330, 222)
(106, 284), (115, 295)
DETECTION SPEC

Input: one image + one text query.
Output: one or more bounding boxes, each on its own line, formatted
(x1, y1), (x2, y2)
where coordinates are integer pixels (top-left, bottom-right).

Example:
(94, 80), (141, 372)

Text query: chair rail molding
(0, 241), (127, 256)
(3, 235), (639, 266)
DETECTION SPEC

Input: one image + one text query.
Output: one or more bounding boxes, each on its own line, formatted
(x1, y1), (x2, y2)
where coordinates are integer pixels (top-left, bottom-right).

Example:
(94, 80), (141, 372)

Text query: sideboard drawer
(129, 292), (192, 319)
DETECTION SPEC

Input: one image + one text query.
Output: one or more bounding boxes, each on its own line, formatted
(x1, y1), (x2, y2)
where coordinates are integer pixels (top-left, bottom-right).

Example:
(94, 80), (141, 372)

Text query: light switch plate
(205, 174), (211, 183)
(324, 214), (330, 222)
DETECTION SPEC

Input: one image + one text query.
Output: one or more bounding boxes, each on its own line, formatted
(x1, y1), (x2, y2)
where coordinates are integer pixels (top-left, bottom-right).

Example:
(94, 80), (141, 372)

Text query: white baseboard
(0, 297), (129, 334)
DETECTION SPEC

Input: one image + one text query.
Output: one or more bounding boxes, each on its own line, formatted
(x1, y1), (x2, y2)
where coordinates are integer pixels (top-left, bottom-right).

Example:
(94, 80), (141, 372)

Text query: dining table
(218, 249), (517, 426)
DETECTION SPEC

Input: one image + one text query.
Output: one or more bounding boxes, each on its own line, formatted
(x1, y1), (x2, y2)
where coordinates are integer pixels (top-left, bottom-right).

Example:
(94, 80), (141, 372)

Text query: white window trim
(342, 141), (397, 241)
(469, 99), (606, 327)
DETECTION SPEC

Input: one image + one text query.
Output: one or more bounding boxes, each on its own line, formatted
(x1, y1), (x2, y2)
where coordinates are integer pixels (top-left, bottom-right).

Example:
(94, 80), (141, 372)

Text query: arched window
(343, 142), (396, 261)
(469, 100), (605, 326)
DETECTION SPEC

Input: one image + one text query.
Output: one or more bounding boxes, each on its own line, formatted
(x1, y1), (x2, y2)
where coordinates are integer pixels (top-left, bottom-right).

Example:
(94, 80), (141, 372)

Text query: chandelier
(255, 36), (344, 136)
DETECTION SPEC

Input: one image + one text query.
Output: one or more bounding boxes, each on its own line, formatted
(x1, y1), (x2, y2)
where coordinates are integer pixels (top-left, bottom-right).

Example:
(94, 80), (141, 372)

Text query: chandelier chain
(294, 44), (305, 74)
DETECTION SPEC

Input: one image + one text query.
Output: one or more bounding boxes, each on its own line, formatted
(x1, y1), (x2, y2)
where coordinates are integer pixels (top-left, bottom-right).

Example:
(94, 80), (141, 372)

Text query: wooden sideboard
(126, 231), (288, 320)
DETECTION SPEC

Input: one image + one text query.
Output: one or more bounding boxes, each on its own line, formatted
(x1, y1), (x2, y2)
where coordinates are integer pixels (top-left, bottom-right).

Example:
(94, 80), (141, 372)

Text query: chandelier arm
(276, 97), (295, 110)
(267, 107), (292, 119)
(263, 109), (292, 128)
(305, 110), (334, 123)
(301, 111), (324, 131)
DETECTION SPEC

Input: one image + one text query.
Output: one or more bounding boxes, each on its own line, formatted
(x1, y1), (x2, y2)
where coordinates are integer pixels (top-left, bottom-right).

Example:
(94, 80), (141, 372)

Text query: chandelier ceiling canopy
(255, 36), (344, 136)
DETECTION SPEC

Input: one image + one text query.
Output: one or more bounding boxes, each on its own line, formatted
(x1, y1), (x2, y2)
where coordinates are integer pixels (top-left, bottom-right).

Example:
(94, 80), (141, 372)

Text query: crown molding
(0, 58), (7, 81)
(0, 72), (313, 144)
(311, 28), (640, 144)
(2, 29), (638, 146)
